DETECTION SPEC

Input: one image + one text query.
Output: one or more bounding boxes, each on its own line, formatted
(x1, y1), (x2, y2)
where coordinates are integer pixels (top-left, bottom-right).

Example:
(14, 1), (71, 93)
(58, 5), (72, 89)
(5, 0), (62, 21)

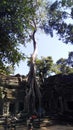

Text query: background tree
(36, 56), (53, 81)
(56, 58), (73, 74)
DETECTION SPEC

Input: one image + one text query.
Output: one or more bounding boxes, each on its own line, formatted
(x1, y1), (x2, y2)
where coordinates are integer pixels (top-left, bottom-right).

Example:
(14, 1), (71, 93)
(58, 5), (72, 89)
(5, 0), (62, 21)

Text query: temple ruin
(0, 73), (73, 117)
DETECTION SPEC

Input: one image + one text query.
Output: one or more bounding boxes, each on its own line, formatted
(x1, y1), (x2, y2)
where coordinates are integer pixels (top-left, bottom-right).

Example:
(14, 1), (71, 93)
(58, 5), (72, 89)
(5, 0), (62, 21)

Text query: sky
(14, 30), (73, 75)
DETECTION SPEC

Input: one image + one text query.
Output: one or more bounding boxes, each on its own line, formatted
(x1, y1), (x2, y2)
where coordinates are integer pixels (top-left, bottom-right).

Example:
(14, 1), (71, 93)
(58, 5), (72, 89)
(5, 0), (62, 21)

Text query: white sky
(14, 30), (73, 75)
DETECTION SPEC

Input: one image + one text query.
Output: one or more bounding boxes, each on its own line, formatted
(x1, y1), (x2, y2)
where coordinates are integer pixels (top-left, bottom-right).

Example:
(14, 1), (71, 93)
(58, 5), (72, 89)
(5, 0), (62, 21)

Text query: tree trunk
(25, 29), (41, 115)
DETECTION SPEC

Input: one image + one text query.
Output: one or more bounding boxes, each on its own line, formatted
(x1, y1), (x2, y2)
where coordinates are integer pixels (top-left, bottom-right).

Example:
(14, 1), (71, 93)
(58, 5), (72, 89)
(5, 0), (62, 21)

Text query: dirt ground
(17, 125), (73, 130)
(40, 125), (73, 130)
(0, 124), (73, 130)
(39, 118), (73, 130)
(1, 116), (73, 130)
(16, 117), (73, 130)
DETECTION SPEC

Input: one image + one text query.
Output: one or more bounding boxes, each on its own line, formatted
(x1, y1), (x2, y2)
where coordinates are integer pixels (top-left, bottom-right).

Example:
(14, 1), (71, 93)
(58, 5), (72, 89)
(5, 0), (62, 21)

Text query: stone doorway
(9, 102), (15, 115)
(18, 102), (24, 112)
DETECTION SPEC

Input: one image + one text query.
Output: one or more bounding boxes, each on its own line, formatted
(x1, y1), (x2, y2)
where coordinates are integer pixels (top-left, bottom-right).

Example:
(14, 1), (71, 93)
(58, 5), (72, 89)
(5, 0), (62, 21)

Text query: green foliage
(0, 0), (37, 72)
(0, 0), (48, 74)
(61, 0), (73, 7)
(56, 58), (73, 74)
(1, 0), (73, 75)
(36, 56), (53, 79)
(28, 55), (73, 80)
(44, 0), (73, 44)
(28, 55), (73, 79)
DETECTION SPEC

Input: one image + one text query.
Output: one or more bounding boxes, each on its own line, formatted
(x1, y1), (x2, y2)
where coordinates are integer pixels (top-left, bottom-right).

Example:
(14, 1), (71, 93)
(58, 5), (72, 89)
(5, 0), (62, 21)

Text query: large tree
(24, 0), (47, 115)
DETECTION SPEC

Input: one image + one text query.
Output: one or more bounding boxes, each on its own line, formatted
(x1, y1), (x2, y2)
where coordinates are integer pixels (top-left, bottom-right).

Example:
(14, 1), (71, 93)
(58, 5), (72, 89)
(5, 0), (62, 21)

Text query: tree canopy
(0, 0), (38, 72)
(0, 0), (73, 74)
(43, 0), (73, 44)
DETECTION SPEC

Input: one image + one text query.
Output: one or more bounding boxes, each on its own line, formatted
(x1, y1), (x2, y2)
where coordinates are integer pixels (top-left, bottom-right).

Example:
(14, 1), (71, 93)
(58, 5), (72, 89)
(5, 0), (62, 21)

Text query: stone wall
(0, 74), (27, 116)
(0, 73), (73, 116)
(42, 73), (73, 115)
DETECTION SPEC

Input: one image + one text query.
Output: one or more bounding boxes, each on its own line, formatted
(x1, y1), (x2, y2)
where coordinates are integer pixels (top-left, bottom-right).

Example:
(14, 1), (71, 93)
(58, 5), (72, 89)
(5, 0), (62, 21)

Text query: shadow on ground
(40, 113), (73, 128)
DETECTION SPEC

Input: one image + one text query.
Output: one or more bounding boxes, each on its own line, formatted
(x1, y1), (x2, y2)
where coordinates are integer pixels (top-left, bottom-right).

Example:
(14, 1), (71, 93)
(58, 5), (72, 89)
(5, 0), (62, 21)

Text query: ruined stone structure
(0, 73), (73, 116)
(42, 74), (73, 115)
(0, 74), (27, 116)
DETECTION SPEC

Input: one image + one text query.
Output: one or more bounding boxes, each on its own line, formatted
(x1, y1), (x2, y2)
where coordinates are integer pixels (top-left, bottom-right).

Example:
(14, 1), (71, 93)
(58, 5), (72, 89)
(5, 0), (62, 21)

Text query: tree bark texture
(25, 29), (41, 115)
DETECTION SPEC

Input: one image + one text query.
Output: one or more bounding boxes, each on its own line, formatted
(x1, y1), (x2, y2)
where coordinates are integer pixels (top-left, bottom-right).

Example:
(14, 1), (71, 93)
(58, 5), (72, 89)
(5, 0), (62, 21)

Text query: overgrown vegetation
(0, 0), (73, 116)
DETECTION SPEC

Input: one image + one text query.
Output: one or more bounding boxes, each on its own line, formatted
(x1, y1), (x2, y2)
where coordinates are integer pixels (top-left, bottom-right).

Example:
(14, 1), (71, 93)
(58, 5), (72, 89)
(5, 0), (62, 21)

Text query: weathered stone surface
(0, 74), (27, 115)
(42, 74), (73, 114)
